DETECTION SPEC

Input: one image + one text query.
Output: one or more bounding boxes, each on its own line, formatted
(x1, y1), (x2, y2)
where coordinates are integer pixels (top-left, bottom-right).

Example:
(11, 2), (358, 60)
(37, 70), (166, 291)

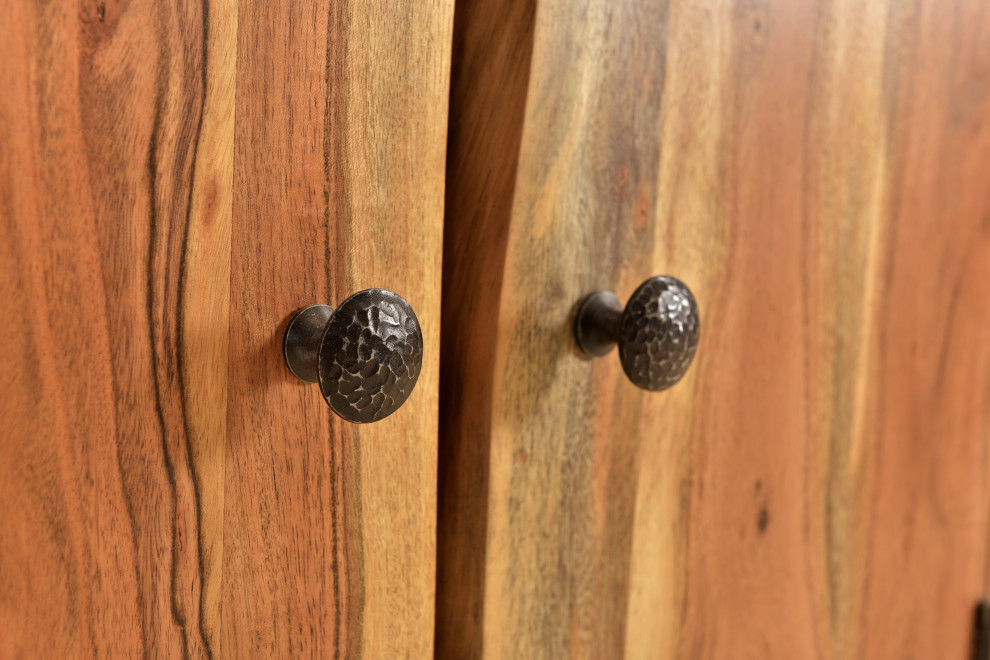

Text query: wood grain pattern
(436, 0), (537, 656)
(0, 0), (450, 657)
(437, 0), (990, 658)
(0, 0), (231, 656)
(226, 0), (452, 658)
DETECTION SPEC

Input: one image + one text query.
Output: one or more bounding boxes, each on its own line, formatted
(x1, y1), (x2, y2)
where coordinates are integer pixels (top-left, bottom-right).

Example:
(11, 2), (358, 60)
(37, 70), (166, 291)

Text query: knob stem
(572, 276), (699, 391)
(574, 291), (623, 357)
(284, 304), (334, 383)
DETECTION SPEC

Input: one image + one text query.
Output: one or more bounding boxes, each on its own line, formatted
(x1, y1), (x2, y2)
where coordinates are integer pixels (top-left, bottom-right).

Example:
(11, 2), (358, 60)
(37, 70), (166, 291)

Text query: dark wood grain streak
(146, 5), (210, 654)
(149, 1), (217, 654)
(324, 10), (363, 652)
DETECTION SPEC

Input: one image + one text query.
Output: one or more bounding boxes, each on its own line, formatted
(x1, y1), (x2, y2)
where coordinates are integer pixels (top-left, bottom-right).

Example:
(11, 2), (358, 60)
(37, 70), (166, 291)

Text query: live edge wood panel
(1, 0), (451, 658)
(438, 1), (990, 660)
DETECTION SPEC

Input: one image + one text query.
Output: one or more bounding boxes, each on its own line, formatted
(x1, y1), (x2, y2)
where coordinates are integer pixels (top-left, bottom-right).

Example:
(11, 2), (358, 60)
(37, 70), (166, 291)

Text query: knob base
(574, 291), (622, 357)
(284, 304), (334, 383)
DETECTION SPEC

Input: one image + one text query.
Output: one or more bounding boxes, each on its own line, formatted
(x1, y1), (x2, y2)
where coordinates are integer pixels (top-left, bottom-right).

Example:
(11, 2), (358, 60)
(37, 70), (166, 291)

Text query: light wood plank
(438, 0), (990, 658)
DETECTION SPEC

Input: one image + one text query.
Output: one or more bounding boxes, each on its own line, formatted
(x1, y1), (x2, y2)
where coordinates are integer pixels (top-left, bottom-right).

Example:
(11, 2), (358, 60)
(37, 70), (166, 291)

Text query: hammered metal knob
(574, 276), (699, 391)
(283, 289), (423, 423)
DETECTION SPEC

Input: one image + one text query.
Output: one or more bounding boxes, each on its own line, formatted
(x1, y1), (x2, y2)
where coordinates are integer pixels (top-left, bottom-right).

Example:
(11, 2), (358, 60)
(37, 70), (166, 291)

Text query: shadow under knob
(574, 275), (699, 391)
(283, 289), (423, 424)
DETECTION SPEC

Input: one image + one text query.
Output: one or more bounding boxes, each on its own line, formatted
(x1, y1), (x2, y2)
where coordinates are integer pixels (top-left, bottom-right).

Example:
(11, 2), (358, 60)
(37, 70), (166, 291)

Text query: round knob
(574, 275), (700, 391)
(283, 289), (424, 423)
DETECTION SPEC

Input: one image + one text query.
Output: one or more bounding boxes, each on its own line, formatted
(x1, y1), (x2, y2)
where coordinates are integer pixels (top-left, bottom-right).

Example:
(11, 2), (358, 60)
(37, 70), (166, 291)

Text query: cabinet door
(0, 0), (452, 657)
(437, 1), (990, 658)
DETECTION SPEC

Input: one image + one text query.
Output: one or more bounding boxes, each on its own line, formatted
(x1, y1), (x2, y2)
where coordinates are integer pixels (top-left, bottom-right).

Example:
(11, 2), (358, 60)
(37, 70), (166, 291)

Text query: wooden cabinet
(2, 0), (989, 658)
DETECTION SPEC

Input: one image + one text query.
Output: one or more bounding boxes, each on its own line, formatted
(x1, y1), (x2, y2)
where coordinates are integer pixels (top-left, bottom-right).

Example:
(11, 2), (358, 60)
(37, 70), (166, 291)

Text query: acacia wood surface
(437, 0), (990, 659)
(227, 0), (452, 657)
(0, 0), (229, 655)
(0, 0), (451, 657)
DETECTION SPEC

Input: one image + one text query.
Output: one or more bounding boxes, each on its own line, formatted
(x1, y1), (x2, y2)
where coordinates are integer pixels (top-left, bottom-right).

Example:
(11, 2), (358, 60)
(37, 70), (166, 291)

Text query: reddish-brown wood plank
(0, 0), (450, 656)
(0, 0), (231, 656)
